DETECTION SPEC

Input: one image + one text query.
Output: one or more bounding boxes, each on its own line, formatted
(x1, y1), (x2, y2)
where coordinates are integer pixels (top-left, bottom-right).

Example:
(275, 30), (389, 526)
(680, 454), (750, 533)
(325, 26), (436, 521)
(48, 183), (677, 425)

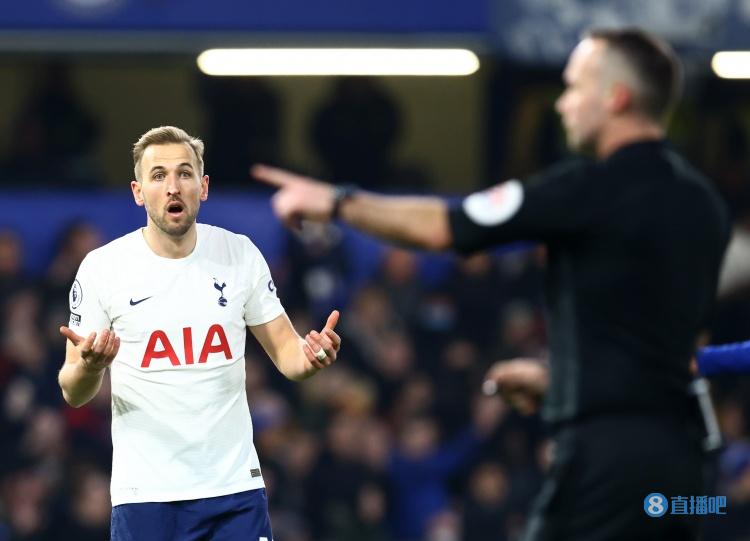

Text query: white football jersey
(68, 224), (285, 505)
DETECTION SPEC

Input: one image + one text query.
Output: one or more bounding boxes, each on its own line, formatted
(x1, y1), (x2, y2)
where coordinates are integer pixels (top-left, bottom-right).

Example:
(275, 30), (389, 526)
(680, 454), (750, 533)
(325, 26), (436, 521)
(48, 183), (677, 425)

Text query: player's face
(132, 143), (209, 238)
(555, 38), (610, 152)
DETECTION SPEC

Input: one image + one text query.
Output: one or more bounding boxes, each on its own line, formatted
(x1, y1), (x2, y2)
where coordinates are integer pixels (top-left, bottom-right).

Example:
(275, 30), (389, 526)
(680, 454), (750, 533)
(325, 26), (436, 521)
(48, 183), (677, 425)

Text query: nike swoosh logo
(129, 296), (153, 306)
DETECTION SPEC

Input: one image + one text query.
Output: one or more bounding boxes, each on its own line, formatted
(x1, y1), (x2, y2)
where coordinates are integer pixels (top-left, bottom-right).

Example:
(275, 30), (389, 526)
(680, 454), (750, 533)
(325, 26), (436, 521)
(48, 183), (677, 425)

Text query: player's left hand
(302, 310), (341, 370)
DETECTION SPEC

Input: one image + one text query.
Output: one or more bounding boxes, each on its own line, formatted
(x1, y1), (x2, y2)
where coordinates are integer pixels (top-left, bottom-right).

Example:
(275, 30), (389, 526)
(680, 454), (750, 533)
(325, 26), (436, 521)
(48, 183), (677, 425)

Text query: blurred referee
(255, 28), (730, 541)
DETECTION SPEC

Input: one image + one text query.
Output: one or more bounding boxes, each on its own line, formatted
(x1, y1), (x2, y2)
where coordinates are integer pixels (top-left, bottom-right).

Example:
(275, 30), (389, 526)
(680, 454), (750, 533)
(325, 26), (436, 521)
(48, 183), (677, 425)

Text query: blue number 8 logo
(644, 493), (667, 517)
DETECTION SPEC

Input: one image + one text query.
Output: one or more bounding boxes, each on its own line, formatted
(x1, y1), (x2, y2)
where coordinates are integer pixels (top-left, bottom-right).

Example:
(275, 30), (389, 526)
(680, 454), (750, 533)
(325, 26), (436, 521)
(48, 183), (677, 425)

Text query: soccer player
(254, 29), (730, 540)
(58, 126), (341, 541)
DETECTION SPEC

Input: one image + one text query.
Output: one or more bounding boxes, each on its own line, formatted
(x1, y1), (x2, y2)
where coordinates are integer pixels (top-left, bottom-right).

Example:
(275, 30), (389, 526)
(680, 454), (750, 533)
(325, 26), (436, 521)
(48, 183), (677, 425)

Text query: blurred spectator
(445, 254), (503, 345)
(3, 61), (101, 187)
(495, 300), (546, 360)
(342, 285), (418, 412)
(62, 373), (111, 459)
(390, 374), (435, 423)
(388, 395), (503, 541)
(49, 465), (110, 541)
(1, 467), (53, 540)
(433, 340), (480, 436)
(311, 77), (430, 190)
(199, 76), (282, 185)
(304, 412), (381, 540)
(0, 230), (25, 304)
(705, 396), (750, 540)
(424, 510), (460, 541)
(280, 223), (352, 321)
(462, 462), (511, 541)
(2, 289), (60, 410)
(44, 220), (103, 296)
(374, 247), (423, 325)
(705, 112), (750, 217)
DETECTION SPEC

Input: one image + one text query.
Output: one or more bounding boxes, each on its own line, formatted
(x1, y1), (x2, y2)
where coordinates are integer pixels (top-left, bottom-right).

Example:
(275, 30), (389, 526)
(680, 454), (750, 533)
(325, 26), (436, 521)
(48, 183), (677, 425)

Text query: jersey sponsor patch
(462, 179), (524, 227)
(250, 468), (262, 478)
(70, 279), (83, 310)
(70, 312), (81, 326)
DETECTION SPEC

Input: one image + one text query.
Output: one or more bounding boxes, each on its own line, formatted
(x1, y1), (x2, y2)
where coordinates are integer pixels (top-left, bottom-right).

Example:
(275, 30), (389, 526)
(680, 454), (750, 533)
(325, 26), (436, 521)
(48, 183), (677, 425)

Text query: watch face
(332, 184), (358, 218)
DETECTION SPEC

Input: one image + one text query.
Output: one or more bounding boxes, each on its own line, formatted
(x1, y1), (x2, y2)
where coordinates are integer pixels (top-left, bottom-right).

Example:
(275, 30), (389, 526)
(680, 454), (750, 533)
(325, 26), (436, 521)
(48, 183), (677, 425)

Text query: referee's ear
(608, 81), (635, 115)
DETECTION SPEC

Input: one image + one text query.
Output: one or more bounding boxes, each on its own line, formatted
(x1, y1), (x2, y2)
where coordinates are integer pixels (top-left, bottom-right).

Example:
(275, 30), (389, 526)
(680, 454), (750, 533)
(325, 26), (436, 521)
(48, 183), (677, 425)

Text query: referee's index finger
(251, 164), (291, 188)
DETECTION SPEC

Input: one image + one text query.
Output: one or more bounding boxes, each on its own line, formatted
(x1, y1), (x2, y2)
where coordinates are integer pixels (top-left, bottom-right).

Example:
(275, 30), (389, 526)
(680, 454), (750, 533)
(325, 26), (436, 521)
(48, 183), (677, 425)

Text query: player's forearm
(58, 361), (106, 408)
(339, 192), (453, 251)
(274, 338), (318, 381)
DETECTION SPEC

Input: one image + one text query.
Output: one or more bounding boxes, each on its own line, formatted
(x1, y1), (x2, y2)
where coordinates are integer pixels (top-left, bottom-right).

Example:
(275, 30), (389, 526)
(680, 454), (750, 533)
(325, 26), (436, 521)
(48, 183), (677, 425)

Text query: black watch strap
(331, 184), (359, 220)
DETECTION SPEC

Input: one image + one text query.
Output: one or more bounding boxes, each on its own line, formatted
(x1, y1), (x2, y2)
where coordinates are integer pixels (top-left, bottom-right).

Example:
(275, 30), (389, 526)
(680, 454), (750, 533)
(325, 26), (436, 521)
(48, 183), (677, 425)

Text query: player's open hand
(302, 310), (341, 371)
(60, 326), (120, 373)
(482, 358), (549, 415)
(251, 164), (336, 227)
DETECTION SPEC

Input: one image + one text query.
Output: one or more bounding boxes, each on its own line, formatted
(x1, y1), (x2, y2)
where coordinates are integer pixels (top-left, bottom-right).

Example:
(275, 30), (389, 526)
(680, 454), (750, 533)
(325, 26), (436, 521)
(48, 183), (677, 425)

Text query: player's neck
(142, 224), (197, 259)
(596, 116), (664, 160)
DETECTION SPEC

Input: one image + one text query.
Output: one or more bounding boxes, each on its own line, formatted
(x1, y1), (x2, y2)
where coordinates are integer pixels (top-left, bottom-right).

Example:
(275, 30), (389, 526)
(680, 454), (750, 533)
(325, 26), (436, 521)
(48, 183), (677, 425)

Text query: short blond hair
(132, 126), (205, 181)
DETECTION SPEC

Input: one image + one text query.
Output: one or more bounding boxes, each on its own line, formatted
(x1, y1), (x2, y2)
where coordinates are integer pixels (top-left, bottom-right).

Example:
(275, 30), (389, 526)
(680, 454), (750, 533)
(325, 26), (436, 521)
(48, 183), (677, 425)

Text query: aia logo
(214, 278), (228, 307)
(141, 325), (232, 368)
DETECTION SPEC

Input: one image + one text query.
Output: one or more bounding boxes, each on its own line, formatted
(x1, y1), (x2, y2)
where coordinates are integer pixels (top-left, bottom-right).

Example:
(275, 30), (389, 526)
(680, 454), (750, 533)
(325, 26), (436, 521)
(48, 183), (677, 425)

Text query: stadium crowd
(0, 217), (748, 540)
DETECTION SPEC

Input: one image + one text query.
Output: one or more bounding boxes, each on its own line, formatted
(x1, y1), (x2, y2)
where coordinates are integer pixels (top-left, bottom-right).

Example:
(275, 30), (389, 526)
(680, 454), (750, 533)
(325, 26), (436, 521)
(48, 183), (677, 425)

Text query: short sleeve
(69, 253), (111, 335)
(242, 239), (285, 327)
(449, 159), (598, 254)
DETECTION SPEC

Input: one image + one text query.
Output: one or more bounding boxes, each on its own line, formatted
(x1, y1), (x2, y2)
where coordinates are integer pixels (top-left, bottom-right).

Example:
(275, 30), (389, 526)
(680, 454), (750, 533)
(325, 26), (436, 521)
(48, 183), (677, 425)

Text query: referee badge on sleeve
(463, 179), (524, 226)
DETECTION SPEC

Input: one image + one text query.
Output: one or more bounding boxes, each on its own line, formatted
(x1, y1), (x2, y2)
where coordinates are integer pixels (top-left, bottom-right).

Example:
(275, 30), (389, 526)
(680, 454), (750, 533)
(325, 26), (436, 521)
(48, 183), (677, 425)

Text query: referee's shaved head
(586, 28), (682, 124)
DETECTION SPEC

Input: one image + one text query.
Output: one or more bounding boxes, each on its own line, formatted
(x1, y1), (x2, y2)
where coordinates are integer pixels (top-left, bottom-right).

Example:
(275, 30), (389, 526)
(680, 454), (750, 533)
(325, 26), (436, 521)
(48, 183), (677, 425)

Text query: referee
(255, 28), (730, 540)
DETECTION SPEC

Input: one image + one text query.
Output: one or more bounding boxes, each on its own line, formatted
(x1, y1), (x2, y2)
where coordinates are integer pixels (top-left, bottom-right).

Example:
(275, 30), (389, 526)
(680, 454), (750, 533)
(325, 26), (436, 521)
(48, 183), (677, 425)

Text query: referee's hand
(482, 358), (549, 415)
(252, 164), (336, 228)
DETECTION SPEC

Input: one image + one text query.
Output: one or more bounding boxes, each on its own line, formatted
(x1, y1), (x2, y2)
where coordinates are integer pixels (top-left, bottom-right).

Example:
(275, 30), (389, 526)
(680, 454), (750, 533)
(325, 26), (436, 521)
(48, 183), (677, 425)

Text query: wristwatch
(331, 184), (359, 220)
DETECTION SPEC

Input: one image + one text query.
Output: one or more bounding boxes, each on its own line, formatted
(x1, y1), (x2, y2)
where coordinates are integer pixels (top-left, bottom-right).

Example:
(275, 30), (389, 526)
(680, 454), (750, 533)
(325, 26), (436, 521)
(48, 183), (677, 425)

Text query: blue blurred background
(1, 1), (750, 540)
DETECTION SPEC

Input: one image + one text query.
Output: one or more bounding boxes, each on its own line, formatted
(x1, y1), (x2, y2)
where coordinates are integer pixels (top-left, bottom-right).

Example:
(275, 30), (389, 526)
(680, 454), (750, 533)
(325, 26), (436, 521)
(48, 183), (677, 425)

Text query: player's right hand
(60, 326), (121, 373)
(482, 358), (549, 415)
(302, 310), (341, 371)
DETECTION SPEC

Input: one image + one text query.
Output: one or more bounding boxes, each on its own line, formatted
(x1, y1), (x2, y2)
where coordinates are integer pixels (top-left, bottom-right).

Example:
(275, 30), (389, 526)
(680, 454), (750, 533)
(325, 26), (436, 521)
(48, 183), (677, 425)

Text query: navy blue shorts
(111, 488), (273, 541)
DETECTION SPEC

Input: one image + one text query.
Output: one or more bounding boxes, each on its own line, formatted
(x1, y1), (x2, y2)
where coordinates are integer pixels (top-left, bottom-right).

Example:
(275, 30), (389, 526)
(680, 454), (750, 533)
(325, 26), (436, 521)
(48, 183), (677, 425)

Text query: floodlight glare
(197, 48), (480, 76)
(712, 51), (750, 79)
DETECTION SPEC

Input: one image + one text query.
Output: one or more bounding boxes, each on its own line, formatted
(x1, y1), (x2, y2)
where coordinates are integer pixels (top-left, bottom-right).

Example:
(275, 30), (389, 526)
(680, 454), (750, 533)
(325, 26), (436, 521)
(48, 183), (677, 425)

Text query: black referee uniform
(449, 140), (730, 541)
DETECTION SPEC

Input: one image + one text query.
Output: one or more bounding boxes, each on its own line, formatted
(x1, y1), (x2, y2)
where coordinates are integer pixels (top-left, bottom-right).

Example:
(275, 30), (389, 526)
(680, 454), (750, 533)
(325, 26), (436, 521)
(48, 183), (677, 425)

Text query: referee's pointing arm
(252, 164), (452, 252)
